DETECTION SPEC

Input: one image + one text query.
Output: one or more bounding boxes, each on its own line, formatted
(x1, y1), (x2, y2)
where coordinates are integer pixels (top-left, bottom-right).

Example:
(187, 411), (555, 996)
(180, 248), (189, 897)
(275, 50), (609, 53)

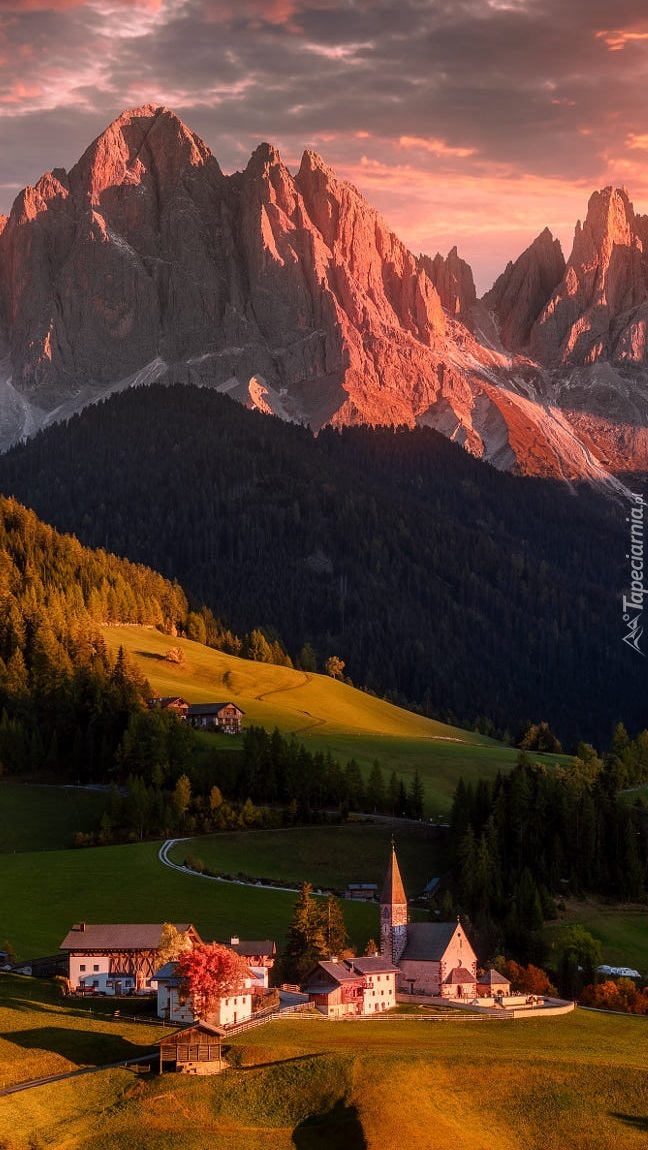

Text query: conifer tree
(282, 883), (327, 983)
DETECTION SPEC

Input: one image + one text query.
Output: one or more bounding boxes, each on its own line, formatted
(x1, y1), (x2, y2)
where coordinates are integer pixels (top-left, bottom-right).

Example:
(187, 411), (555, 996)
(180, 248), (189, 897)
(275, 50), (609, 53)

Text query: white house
(154, 961), (254, 1028)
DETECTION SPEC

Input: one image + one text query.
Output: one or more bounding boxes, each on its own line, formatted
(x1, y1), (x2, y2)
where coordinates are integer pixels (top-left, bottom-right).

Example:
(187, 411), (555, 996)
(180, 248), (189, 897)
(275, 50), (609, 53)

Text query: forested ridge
(0, 494), (190, 778)
(0, 384), (641, 745)
(448, 733), (648, 963)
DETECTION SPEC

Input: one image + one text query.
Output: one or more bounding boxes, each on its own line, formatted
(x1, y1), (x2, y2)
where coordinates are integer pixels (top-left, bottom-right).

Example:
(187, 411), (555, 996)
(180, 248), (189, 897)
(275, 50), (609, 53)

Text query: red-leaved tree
(176, 943), (250, 1017)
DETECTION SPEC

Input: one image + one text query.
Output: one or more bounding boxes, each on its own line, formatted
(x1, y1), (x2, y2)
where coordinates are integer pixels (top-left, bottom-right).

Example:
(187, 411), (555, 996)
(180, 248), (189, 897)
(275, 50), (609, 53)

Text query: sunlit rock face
(482, 228), (566, 351)
(0, 105), (646, 482)
(530, 187), (648, 366)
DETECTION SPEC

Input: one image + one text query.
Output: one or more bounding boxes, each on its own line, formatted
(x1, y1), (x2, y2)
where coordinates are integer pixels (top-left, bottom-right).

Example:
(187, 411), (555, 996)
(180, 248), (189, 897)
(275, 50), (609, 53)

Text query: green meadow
(1, 976), (647, 1150)
(0, 839), (378, 962)
(103, 625), (564, 811)
(0, 784), (105, 853)
(170, 822), (442, 895)
(545, 899), (648, 975)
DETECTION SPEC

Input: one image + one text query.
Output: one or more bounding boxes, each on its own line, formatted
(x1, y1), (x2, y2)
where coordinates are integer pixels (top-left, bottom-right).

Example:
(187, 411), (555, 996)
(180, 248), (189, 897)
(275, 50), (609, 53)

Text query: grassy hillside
(169, 823), (442, 896)
(2, 981), (647, 1150)
(0, 974), (167, 1089)
(0, 839), (378, 962)
(103, 625), (547, 811)
(0, 785), (106, 853)
(545, 899), (648, 975)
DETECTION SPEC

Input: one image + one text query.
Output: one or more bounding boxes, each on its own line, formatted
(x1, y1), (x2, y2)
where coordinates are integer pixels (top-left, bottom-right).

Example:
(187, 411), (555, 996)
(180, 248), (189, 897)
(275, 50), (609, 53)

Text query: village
(56, 846), (574, 1076)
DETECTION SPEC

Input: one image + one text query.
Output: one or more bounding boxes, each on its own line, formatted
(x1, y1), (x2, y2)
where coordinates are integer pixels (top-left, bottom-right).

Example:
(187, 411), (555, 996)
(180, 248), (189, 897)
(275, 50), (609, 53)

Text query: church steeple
(380, 841), (408, 964)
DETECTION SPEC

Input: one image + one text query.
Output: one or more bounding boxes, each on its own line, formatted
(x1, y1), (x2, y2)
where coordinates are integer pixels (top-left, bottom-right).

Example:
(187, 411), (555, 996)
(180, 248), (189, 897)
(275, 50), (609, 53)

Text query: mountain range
(0, 104), (647, 483)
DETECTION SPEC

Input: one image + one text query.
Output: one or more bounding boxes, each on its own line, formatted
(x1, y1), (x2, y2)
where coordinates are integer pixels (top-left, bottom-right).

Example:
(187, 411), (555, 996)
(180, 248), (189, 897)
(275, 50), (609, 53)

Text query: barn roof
(157, 1020), (225, 1044)
(380, 845), (407, 906)
(399, 922), (461, 962)
(60, 923), (197, 951)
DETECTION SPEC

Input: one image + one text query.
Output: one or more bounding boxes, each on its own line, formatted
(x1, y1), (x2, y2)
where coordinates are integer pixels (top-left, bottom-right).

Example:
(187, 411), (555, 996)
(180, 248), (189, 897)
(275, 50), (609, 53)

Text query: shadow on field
(7, 1026), (148, 1066)
(611, 1113), (648, 1132)
(292, 1098), (367, 1149)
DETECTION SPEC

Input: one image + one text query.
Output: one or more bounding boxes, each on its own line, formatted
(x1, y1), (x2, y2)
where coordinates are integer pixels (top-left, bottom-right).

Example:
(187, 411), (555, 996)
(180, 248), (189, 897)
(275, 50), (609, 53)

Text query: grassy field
(0, 839), (379, 962)
(103, 625), (565, 811)
(169, 822), (443, 895)
(0, 784), (105, 854)
(545, 899), (648, 974)
(0, 974), (167, 1090)
(2, 984), (647, 1150)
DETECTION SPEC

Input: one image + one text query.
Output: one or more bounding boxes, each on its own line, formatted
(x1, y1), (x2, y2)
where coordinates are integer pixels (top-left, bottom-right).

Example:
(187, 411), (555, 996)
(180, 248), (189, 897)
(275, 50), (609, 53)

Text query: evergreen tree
(282, 883), (327, 983)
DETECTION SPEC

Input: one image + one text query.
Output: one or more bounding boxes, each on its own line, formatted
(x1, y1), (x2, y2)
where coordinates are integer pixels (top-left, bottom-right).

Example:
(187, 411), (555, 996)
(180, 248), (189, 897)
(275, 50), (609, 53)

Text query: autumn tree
(325, 655), (345, 680)
(157, 923), (193, 966)
(176, 943), (250, 1017)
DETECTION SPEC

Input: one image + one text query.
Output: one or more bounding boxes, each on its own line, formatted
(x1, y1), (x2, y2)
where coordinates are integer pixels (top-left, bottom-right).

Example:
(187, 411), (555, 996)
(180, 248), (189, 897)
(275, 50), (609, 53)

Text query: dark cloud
(0, 0), (647, 285)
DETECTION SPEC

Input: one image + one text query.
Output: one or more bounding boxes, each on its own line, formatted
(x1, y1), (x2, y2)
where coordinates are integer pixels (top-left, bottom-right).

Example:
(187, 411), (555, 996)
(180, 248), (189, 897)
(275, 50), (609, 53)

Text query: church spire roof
(381, 842), (407, 905)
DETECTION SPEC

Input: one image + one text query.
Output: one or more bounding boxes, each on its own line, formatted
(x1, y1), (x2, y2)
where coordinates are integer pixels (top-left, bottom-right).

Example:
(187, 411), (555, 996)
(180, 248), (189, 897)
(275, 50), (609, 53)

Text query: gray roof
(60, 923), (196, 951)
(153, 961), (181, 985)
(399, 922), (462, 963)
(226, 940), (276, 958)
(350, 956), (399, 975)
(306, 960), (361, 985)
(187, 702), (243, 716)
(478, 969), (511, 986)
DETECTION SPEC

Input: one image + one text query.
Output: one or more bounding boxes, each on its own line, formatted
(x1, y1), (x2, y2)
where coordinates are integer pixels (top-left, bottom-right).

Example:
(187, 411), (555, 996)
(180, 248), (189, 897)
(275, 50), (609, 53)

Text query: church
(380, 844), (478, 999)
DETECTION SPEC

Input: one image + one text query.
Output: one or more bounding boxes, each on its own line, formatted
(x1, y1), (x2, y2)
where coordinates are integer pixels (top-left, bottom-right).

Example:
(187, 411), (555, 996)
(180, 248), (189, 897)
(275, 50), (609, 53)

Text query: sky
(0, 0), (647, 291)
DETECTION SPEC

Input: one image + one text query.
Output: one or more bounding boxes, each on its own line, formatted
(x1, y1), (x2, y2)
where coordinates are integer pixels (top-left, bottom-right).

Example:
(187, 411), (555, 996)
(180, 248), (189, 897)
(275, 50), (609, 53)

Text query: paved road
(0, 1055), (151, 1097)
(158, 838), (313, 894)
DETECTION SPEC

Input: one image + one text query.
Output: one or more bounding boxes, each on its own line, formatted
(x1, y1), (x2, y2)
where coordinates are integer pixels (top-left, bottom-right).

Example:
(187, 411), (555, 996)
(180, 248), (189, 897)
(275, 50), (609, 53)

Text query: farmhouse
(154, 959), (254, 1028)
(223, 937), (276, 988)
(303, 955), (398, 1017)
(60, 922), (202, 993)
(380, 846), (478, 998)
(186, 702), (244, 734)
(147, 696), (190, 717)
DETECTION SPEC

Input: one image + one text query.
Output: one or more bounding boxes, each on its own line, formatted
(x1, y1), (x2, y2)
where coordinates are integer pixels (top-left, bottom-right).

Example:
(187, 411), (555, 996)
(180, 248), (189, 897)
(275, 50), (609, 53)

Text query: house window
(80, 964), (86, 972)
(93, 964), (99, 972)
(92, 980), (99, 988)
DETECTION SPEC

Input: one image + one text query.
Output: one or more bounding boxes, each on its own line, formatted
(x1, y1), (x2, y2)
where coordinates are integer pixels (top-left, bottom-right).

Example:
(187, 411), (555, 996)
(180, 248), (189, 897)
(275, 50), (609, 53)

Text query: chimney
(78, 922), (86, 932)
(230, 936), (240, 946)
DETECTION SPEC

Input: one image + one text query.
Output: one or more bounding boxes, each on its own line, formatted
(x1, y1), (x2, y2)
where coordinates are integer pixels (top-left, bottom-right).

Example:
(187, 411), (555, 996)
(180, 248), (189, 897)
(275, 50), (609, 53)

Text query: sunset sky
(0, 0), (647, 290)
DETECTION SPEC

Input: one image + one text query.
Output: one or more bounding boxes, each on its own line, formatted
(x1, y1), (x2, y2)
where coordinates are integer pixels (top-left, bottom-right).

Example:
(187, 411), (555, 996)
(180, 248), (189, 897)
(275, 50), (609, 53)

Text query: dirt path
(254, 672), (311, 701)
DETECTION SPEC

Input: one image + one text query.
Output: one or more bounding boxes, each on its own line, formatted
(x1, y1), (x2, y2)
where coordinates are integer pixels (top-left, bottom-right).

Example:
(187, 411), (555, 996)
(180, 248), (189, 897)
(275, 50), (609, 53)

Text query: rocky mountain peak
(0, 108), (647, 481)
(420, 246), (477, 325)
(482, 227), (565, 350)
(530, 185), (648, 365)
(69, 104), (217, 205)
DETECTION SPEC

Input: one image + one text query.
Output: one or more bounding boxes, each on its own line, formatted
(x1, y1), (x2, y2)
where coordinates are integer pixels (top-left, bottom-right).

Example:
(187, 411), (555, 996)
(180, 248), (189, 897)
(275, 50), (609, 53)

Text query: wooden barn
(157, 1022), (225, 1075)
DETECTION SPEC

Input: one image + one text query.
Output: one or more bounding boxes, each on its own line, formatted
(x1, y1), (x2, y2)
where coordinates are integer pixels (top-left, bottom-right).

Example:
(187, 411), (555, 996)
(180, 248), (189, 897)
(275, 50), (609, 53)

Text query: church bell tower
(380, 841), (408, 965)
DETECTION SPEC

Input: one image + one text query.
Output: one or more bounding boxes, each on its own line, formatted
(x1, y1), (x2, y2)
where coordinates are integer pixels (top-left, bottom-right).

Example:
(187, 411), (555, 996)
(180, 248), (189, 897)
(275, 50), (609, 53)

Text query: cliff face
(482, 228), (566, 350)
(0, 105), (647, 482)
(530, 187), (648, 366)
